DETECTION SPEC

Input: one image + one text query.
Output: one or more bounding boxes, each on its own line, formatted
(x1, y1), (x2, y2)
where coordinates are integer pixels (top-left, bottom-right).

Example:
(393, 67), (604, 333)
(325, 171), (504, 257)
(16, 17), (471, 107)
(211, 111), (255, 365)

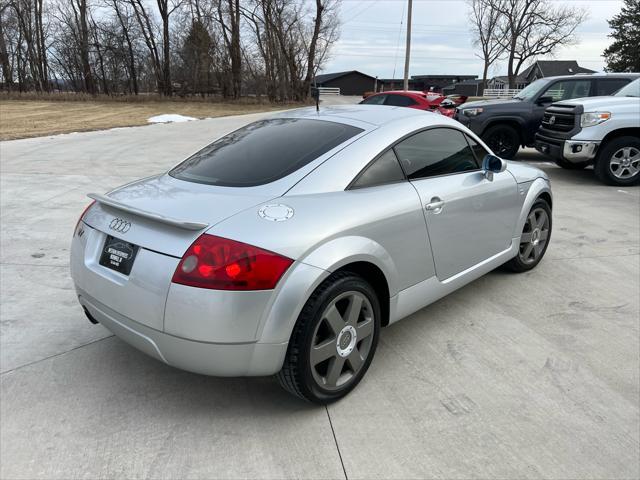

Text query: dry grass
(0, 97), (304, 140)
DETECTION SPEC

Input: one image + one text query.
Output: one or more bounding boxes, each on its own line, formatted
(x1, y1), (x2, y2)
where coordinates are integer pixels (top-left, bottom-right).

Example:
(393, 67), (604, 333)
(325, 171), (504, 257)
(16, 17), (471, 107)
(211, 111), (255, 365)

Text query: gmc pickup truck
(455, 73), (639, 159)
(535, 78), (640, 186)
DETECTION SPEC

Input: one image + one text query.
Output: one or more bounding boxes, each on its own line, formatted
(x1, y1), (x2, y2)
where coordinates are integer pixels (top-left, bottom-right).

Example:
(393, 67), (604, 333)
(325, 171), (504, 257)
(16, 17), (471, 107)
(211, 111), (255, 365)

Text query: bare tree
(0, 1), (15, 89)
(469, 0), (505, 89)
(496, 0), (587, 89)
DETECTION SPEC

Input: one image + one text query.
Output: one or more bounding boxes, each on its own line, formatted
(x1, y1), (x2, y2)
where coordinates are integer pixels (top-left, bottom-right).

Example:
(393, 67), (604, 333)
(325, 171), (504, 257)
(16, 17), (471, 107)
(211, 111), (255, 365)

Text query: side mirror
(536, 95), (553, 105)
(482, 154), (506, 181)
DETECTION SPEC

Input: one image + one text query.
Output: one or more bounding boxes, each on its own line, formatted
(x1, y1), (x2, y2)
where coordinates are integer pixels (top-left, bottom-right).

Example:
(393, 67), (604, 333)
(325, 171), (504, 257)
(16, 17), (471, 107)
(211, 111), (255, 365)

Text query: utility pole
(403, 0), (413, 91)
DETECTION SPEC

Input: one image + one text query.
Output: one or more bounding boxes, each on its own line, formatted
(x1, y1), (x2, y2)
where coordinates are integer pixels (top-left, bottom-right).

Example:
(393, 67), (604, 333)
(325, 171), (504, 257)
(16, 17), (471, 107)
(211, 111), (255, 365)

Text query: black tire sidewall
(297, 274), (381, 403)
(483, 124), (520, 159)
(595, 136), (640, 186)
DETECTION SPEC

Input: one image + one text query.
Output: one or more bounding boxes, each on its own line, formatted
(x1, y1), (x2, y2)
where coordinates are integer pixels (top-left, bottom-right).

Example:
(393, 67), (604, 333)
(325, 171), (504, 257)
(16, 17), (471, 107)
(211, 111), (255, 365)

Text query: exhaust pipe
(82, 306), (99, 325)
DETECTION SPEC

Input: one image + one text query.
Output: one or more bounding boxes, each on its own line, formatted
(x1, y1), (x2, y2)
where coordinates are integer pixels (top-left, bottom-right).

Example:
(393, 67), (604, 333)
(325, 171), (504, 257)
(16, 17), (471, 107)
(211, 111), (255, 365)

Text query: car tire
(554, 157), (590, 170)
(594, 136), (640, 186)
(482, 124), (520, 159)
(277, 271), (381, 404)
(504, 199), (552, 273)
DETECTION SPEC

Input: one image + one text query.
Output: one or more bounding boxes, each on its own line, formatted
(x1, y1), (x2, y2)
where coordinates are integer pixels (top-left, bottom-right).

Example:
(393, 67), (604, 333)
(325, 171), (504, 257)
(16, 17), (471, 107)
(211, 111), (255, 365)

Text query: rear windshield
(169, 118), (363, 187)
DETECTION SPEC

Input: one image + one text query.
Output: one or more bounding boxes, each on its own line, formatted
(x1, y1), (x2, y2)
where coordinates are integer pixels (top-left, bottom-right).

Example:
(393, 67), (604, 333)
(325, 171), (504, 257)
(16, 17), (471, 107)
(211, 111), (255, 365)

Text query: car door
(394, 127), (519, 280)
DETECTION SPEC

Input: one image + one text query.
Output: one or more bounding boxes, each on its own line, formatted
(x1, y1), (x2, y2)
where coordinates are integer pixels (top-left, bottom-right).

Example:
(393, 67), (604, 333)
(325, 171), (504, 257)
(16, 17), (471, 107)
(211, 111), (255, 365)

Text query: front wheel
(504, 199), (552, 273)
(594, 136), (640, 186)
(482, 124), (520, 159)
(277, 272), (381, 403)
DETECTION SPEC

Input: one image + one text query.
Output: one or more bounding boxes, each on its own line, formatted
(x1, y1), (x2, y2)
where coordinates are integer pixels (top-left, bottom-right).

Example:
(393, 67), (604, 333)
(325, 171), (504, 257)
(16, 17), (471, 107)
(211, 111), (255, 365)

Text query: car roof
(272, 104), (448, 129)
(377, 90), (428, 96)
(541, 72), (640, 81)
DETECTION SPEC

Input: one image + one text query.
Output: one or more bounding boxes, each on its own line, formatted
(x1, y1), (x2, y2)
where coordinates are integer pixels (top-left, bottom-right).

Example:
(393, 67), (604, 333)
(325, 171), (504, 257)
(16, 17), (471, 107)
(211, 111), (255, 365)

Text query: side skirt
(388, 238), (519, 324)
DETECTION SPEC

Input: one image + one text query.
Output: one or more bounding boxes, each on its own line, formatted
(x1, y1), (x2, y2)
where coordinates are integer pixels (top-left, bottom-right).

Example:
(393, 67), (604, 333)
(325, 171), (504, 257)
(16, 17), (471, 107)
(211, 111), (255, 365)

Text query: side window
(394, 128), (480, 180)
(361, 94), (387, 105)
(542, 80), (591, 101)
(596, 79), (629, 95)
(350, 149), (406, 189)
(465, 134), (490, 164)
(385, 95), (417, 107)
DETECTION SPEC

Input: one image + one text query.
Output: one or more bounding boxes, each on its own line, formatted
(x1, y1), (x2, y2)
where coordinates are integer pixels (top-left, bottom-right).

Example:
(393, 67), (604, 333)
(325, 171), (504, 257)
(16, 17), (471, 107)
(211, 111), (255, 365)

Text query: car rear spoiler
(87, 193), (209, 231)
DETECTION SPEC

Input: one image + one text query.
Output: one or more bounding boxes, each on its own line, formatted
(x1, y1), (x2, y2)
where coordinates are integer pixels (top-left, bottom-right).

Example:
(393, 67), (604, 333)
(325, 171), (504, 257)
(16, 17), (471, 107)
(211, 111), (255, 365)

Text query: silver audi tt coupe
(71, 105), (552, 403)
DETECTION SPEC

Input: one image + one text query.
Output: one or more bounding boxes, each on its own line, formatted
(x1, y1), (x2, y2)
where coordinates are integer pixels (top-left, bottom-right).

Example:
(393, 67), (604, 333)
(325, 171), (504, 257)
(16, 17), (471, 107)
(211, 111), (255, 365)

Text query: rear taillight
(172, 234), (293, 291)
(74, 200), (95, 234)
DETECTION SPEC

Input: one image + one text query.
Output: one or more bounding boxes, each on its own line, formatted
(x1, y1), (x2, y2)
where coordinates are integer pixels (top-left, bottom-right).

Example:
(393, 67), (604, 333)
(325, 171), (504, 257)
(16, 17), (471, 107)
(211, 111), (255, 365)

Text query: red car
(360, 90), (467, 118)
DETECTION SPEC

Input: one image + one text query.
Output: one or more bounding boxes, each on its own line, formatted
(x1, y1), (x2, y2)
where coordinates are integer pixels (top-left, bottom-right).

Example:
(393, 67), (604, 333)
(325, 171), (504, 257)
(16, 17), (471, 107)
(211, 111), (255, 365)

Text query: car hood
(461, 98), (523, 109)
(554, 96), (638, 110)
(506, 161), (549, 183)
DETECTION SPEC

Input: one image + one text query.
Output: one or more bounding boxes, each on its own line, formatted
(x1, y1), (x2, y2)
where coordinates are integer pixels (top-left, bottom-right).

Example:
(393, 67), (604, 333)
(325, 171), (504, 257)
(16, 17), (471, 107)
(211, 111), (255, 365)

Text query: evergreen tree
(603, 0), (640, 72)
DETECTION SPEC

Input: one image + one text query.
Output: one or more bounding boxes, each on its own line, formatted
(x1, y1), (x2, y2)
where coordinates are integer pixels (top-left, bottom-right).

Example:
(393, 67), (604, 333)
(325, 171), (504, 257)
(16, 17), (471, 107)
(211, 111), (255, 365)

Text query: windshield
(513, 79), (549, 100)
(170, 118), (363, 187)
(614, 78), (640, 97)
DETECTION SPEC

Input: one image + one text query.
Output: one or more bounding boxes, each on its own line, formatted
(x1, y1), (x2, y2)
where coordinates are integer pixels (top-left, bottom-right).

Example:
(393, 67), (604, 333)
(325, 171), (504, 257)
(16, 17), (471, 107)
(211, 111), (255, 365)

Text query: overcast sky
(322, 0), (622, 79)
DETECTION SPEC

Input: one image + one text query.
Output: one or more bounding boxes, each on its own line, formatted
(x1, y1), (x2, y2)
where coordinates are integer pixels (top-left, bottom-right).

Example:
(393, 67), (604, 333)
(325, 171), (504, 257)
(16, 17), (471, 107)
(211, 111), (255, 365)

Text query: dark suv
(455, 74), (640, 159)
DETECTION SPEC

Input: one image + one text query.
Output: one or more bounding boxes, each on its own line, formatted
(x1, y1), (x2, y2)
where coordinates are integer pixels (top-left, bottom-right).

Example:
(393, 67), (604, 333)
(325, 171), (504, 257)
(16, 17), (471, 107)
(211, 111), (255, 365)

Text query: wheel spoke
(533, 243), (542, 259)
(311, 339), (337, 366)
(324, 304), (345, 335)
(325, 356), (345, 387)
(539, 229), (549, 241)
(346, 347), (364, 372)
(520, 232), (533, 243)
(535, 212), (546, 229)
(627, 164), (639, 175)
(356, 319), (374, 339)
(527, 212), (536, 228)
(623, 147), (632, 158)
(522, 243), (534, 260)
(344, 294), (363, 326)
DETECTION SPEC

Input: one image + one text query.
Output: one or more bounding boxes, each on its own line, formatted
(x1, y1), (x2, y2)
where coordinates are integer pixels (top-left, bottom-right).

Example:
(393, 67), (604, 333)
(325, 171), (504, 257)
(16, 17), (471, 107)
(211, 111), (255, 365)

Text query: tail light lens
(172, 234), (293, 291)
(74, 200), (96, 234)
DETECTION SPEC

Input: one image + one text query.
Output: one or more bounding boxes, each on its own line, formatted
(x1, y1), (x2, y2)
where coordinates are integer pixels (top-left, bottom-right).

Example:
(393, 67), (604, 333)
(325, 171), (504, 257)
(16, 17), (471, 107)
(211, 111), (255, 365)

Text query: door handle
(425, 198), (445, 212)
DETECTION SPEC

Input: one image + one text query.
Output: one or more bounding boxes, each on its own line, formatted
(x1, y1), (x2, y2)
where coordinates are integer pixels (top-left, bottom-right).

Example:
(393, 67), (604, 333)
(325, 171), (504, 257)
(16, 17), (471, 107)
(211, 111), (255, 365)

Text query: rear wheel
(504, 199), (552, 273)
(554, 157), (590, 170)
(595, 136), (640, 186)
(277, 272), (381, 404)
(482, 124), (520, 159)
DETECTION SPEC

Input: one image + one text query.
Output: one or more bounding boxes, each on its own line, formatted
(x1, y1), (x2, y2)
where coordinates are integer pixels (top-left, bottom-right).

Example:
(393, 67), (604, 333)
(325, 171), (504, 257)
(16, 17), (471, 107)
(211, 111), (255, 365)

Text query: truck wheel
(554, 157), (590, 170)
(277, 271), (381, 404)
(482, 124), (520, 159)
(595, 136), (640, 186)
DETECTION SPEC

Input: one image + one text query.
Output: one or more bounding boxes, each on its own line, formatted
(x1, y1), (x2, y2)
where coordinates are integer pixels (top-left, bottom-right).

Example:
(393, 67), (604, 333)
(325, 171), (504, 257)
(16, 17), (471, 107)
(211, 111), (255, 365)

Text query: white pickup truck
(535, 78), (640, 186)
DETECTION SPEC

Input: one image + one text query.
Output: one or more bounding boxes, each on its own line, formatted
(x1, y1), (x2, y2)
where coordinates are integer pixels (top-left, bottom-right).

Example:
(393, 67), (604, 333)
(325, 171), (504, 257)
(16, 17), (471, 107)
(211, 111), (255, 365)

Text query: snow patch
(147, 114), (197, 124)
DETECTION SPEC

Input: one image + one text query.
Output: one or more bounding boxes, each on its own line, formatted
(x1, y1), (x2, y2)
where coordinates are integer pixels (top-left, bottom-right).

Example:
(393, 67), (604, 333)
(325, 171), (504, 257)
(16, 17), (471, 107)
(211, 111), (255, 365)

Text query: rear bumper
(78, 288), (288, 376)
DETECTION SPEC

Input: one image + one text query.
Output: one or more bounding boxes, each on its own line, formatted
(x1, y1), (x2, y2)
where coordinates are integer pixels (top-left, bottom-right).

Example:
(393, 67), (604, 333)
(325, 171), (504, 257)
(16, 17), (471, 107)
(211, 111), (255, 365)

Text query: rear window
(170, 118), (363, 187)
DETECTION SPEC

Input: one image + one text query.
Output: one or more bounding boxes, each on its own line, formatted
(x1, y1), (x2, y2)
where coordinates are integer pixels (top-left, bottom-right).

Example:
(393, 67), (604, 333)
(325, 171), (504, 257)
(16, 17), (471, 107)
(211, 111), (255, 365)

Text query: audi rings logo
(109, 218), (131, 233)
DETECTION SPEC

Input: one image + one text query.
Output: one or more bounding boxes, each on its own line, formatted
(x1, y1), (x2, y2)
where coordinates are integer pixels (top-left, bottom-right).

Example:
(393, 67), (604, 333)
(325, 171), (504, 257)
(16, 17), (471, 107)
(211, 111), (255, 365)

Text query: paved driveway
(1, 112), (638, 479)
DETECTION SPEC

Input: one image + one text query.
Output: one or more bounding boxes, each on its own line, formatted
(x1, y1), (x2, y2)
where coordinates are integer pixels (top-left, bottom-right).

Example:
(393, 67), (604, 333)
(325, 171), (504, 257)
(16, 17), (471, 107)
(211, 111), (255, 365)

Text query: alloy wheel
(309, 291), (375, 391)
(487, 131), (513, 157)
(519, 207), (550, 265)
(609, 146), (640, 180)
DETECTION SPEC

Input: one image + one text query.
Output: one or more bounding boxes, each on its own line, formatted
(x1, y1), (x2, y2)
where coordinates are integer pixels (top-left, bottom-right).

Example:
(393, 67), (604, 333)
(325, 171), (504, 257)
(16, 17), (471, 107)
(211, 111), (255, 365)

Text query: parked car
(360, 90), (467, 117)
(455, 73), (640, 159)
(71, 105), (552, 403)
(535, 78), (640, 186)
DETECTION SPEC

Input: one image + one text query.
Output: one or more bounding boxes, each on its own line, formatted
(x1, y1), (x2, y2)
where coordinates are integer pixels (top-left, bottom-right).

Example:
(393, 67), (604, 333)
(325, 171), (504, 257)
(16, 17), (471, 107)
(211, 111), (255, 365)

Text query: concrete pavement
(1, 110), (638, 479)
